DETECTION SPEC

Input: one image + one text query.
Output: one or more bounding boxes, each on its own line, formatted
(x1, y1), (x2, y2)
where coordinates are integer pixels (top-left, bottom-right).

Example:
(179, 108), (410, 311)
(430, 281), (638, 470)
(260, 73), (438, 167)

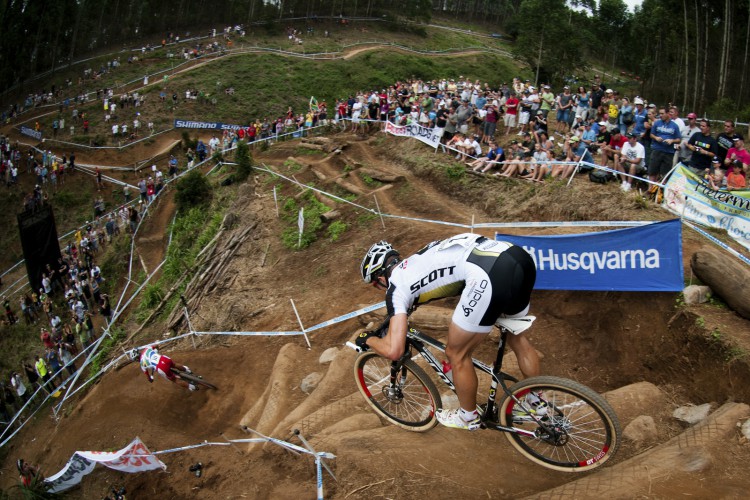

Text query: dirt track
(2, 130), (749, 499)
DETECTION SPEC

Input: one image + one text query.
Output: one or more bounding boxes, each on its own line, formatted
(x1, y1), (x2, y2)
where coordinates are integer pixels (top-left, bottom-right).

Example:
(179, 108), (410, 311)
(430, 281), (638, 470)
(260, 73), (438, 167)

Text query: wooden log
(335, 178), (367, 196)
(321, 210), (341, 222)
(359, 168), (404, 183)
(310, 168), (327, 181)
(691, 248), (750, 319)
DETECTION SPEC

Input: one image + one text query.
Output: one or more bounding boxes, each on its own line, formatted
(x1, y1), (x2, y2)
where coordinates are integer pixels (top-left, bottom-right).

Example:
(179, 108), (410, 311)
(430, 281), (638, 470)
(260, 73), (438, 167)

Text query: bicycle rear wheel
(354, 352), (442, 432)
(171, 368), (218, 390)
(498, 376), (620, 472)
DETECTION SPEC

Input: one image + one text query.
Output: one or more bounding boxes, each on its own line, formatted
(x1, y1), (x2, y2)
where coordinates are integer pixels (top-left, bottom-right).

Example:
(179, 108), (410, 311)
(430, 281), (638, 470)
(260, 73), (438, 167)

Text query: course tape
(683, 220), (750, 266)
(194, 331), (302, 336)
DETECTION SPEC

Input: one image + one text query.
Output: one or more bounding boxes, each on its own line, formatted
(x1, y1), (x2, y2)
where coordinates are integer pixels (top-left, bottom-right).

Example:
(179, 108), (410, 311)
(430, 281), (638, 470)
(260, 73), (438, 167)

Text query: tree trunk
(700, 10), (709, 110)
(717, 0), (731, 99)
(693, 0), (700, 111)
(739, 0), (750, 105)
(535, 31), (543, 87)
(682, 0), (690, 107)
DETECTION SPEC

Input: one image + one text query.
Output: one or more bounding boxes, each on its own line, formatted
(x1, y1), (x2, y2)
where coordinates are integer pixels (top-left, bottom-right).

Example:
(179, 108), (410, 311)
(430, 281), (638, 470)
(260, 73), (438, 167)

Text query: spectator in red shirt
(504, 94), (519, 135)
(600, 128), (626, 168)
(724, 136), (750, 170)
(41, 328), (55, 349)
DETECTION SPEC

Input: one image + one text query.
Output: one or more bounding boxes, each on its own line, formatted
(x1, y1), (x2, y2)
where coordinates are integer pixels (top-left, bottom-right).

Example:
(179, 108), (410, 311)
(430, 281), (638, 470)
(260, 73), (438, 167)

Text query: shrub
(181, 131), (197, 150)
(175, 170), (212, 210)
(327, 220), (348, 241)
(235, 141), (253, 181)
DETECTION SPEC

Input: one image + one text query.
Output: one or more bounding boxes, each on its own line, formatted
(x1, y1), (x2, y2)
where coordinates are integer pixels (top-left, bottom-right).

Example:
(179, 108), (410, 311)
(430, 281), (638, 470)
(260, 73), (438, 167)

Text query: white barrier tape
(305, 301), (386, 333)
(683, 220), (750, 266)
(477, 220), (653, 228)
(579, 161), (664, 188)
(39, 127), (173, 151)
(193, 331), (302, 336)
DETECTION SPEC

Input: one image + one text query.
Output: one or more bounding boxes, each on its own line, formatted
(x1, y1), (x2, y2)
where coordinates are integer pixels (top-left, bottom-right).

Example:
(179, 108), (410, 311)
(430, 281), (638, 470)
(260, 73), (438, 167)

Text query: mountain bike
(348, 316), (621, 472)
(170, 367), (217, 390)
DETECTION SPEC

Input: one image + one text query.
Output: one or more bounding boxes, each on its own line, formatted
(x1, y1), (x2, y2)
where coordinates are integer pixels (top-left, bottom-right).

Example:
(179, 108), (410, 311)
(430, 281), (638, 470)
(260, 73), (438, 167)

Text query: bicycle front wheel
(354, 352), (442, 432)
(498, 376), (621, 472)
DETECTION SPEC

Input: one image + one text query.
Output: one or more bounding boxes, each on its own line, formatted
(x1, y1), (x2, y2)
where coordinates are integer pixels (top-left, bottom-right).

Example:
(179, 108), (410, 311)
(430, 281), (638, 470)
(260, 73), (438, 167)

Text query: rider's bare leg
(445, 322), (488, 412)
(506, 333), (540, 379)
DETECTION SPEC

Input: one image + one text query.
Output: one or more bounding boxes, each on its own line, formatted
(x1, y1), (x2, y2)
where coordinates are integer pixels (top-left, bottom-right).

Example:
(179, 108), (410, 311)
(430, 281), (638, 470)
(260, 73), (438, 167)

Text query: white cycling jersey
(386, 233), (523, 332)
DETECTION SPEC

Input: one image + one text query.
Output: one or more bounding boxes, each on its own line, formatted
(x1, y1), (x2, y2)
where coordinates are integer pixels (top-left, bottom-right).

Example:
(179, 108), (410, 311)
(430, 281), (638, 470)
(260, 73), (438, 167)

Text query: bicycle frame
(401, 325), (539, 437)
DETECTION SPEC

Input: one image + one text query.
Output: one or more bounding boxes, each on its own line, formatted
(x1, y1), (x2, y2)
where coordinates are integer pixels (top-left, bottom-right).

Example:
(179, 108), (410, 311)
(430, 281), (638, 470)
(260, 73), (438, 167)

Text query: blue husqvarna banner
(496, 219), (684, 291)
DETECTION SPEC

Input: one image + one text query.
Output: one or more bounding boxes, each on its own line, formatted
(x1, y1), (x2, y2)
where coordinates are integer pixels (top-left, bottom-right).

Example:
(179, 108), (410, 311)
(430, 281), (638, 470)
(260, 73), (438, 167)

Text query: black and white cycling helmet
(361, 241), (399, 283)
(128, 348), (140, 362)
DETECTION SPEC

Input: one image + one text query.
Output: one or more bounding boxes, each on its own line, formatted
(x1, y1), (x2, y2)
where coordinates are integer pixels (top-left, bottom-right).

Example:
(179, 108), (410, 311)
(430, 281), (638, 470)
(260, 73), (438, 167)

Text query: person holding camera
(724, 136), (750, 171)
(686, 119), (719, 173)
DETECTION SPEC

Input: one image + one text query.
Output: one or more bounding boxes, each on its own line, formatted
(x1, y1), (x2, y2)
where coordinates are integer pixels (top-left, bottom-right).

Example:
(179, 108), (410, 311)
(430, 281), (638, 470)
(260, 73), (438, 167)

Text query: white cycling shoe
(436, 408), (481, 431)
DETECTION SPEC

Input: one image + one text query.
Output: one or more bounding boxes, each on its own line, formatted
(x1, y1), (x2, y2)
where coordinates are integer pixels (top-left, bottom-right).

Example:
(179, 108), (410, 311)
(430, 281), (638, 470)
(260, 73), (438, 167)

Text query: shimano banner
(384, 121), (443, 148)
(495, 219), (684, 291)
(174, 119), (244, 131)
(663, 164), (750, 252)
(20, 125), (43, 140)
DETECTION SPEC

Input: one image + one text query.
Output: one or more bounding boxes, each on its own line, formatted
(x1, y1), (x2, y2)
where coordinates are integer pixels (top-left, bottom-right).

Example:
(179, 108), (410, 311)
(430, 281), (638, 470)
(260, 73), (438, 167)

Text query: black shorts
(648, 150), (673, 177)
(464, 244), (537, 328)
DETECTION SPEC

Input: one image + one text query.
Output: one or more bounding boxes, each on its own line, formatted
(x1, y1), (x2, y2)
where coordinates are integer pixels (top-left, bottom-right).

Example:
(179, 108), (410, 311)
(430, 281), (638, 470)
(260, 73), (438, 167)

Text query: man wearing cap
(616, 133), (646, 192)
(716, 120), (744, 165)
(678, 113), (701, 164)
(540, 85), (555, 119)
(649, 107), (682, 182)
(502, 92), (518, 135)
(604, 89), (619, 127)
(724, 136), (750, 170)
(552, 135), (586, 178)
(631, 98), (649, 139)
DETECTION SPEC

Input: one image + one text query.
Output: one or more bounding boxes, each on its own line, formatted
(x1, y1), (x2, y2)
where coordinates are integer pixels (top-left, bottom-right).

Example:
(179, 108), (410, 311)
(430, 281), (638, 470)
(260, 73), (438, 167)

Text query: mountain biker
(358, 234), (540, 431)
(130, 346), (197, 391)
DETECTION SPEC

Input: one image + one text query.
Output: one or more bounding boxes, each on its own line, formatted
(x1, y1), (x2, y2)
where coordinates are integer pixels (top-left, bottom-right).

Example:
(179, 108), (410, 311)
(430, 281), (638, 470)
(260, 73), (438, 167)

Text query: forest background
(1, 0), (750, 119)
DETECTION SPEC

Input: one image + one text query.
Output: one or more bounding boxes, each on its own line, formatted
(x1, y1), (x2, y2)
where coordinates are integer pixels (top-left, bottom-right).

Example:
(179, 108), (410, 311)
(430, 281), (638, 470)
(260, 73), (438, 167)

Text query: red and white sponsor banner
(45, 437), (165, 493)
(384, 121), (443, 149)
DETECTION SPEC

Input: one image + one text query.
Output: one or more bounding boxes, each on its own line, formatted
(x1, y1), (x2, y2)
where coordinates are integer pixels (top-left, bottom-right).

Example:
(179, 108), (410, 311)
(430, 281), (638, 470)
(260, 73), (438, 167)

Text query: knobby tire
(354, 352), (442, 432)
(498, 376), (621, 472)
(171, 368), (218, 390)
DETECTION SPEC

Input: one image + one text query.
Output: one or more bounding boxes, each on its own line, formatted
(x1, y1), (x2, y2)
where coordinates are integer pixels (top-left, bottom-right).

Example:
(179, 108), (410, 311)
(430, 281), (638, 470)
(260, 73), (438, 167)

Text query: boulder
(673, 403), (712, 424)
(742, 418), (750, 440)
(682, 284), (711, 305)
(300, 372), (323, 394)
(691, 248), (750, 319)
(319, 347), (338, 364)
(623, 415), (658, 443)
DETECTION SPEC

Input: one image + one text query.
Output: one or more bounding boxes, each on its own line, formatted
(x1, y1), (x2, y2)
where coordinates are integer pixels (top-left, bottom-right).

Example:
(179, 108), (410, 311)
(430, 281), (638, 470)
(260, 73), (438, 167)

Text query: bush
(175, 170), (212, 210)
(235, 141), (253, 181)
(181, 131), (197, 150)
(327, 220), (348, 241)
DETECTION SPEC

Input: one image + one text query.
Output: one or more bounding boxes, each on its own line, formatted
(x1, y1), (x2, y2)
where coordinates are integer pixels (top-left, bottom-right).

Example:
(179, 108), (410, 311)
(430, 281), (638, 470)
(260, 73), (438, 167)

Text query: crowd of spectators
(321, 76), (747, 191)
